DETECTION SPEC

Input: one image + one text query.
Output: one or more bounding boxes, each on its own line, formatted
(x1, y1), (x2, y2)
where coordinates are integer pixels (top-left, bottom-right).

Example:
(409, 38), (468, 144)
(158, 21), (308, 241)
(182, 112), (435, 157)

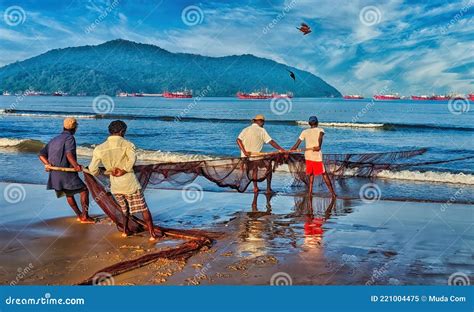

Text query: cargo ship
(343, 95), (364, 100)
(163, 90), (192, 98)
(116, 92), (144, 97)
(373, 94), (401, 100)
(236, 91), (293, 99)
(411, 95), (431, 100)
(52, 91), (68, 96)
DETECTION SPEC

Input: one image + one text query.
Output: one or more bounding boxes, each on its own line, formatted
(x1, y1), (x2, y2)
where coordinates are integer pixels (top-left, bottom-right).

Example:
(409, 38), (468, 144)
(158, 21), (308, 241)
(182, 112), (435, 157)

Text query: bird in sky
(297, 22), (312, 35)
(287, 69), (296, 81)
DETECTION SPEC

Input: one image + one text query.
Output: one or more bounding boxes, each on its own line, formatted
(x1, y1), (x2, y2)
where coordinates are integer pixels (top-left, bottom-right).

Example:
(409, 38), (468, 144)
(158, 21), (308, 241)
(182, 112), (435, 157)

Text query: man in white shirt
(290, 116), (336, 198)
(236, 114), (285, 193)
(88, 120), (160, 241)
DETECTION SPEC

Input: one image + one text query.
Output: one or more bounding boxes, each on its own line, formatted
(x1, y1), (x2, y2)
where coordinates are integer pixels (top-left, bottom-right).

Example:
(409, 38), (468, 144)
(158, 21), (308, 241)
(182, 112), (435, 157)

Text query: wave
(2, 109), (473, 132)
(1, 137), (473, 185)
(296, 121), (384, 128)
(0, 138), (214, 163)
(374, 169), (474, 185)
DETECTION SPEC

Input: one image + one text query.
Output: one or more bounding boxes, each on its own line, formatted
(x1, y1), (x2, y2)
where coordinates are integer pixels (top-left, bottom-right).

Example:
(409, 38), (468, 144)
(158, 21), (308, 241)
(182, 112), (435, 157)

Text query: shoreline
(0, 183), (472, 286)
(1, 180), (472, 205)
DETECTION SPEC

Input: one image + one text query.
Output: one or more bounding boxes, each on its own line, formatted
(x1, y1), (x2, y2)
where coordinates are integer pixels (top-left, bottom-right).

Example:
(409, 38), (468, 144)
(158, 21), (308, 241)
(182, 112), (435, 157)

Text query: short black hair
(108, 120), (127, 134)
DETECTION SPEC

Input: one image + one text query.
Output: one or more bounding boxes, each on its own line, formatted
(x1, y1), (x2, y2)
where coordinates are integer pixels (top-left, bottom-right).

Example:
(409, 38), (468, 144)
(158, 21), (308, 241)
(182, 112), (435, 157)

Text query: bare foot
(80, 216), (96, 224)
(121, 232), (131, 238)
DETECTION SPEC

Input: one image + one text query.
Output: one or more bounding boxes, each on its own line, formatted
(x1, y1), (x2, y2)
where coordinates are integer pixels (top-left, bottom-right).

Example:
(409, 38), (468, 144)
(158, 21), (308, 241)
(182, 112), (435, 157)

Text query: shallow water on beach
(0, 96), (473, 203)
(0, 182), (472, 285)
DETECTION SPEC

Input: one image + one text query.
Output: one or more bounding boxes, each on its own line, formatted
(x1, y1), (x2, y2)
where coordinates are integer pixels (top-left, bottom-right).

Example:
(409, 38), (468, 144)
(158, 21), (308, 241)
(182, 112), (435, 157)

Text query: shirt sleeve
(88, 148), (101, 177)
(64, 135), (76, 154)
(262, 128), (272, 144)
(123, 143), (137, 173)
(237, 128), (246, 140)
(39, 143), (48, 157)
(298, 130), (306, 141)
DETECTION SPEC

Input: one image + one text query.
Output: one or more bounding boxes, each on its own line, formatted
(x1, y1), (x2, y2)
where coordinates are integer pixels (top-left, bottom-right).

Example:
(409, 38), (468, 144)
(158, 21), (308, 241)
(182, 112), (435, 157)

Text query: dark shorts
(55, 187), (87, 198)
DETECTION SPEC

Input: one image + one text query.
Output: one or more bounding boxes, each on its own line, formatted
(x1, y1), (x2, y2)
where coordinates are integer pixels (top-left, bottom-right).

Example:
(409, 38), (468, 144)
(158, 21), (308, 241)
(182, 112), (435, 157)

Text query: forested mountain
(0, 39), (340, 97)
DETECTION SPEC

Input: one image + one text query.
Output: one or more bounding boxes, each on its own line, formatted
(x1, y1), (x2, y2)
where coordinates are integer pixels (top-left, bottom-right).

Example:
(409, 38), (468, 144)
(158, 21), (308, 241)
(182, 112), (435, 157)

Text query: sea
(0, 96), (473, 203)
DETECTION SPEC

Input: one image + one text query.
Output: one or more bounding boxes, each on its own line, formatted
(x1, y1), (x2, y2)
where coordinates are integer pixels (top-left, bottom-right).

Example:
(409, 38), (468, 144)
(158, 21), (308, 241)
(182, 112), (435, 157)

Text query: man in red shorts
(290, 116), (336, 198)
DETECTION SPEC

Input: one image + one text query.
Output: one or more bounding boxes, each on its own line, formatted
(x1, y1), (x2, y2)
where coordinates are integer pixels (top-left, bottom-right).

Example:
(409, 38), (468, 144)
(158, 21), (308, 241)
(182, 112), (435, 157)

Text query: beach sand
(0, 182), (472, 286)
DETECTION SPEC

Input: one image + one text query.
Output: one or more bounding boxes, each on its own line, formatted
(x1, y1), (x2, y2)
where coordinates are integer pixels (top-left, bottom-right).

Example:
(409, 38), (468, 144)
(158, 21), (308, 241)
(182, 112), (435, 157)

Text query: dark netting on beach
(79, 147), (474, 284)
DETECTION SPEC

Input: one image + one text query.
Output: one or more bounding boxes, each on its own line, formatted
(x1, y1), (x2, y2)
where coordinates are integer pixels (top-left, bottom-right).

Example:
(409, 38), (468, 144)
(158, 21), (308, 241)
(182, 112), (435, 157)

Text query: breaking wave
(2, 109), (473, 131)
(1, 137), (473, 185)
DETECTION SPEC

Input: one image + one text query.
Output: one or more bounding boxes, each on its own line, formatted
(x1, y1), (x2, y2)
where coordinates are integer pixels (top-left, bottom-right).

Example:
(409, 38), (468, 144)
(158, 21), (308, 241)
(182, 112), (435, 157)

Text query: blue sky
(0, 0), (473, 95)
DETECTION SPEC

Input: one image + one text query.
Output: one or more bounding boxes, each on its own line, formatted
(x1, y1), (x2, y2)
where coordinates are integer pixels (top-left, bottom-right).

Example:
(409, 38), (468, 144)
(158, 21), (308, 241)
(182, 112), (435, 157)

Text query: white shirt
(88, 136), (142, 195)
(238, 123), (272, 157)
(299, 127), (325, 161)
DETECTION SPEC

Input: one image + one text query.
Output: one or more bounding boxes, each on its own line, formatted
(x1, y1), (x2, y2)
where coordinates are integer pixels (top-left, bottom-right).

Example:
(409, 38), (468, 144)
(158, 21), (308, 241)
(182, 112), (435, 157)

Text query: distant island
(0, 39), (340, 97)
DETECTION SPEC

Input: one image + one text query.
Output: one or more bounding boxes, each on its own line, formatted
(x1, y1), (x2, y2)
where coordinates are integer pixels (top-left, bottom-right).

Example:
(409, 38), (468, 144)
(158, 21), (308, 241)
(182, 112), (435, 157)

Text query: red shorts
(305, 160), (325, 175)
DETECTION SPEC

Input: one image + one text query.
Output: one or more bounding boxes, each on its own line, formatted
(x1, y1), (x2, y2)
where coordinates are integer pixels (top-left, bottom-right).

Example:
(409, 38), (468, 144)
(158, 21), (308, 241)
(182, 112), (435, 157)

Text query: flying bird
(297, 23), (312, 35)
(287, 69), (296, 81)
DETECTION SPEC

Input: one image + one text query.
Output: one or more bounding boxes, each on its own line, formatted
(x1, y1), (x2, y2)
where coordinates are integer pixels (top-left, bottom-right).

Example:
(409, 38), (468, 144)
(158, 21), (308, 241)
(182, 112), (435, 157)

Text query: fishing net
(81, 147), (470, 284)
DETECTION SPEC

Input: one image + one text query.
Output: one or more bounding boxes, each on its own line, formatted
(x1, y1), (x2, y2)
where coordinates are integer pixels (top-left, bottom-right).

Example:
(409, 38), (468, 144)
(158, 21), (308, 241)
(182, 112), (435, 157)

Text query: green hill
(0, 39), (340, 97)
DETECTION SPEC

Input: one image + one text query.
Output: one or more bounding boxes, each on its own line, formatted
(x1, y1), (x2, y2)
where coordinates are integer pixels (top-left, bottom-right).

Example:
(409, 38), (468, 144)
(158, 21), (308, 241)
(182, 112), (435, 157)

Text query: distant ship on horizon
(343, 95), (364, 100)
(373, 94), (401, 100)
(163, 89), (193, 98)
(236, 90), (293, 99)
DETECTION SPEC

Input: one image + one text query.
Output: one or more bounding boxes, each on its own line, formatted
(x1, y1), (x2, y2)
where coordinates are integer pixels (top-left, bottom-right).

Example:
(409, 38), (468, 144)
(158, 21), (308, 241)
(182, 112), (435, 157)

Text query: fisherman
(290, 116), (336, 198)
(38, 117), (94, 223)
(236, 114), (285, 193)
(88, 120), (160, 241)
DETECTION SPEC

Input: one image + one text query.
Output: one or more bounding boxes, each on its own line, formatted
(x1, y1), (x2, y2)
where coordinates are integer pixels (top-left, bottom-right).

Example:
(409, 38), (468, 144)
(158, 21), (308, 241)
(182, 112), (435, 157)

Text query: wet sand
(0, 182), (472, 285)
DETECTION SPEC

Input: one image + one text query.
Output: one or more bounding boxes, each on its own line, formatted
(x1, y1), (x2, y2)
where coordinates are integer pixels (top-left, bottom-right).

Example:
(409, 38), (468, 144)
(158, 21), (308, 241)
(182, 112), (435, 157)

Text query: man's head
(63, 117), (78, 134)
(252, 114), (265, 127)
(308, 116), (318, 127)
(108, 120), (127, 136)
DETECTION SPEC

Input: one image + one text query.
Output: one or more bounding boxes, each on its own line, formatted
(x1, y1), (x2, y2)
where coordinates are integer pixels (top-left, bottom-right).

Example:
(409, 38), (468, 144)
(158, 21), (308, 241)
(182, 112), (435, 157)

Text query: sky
(0, 0), (473, 95)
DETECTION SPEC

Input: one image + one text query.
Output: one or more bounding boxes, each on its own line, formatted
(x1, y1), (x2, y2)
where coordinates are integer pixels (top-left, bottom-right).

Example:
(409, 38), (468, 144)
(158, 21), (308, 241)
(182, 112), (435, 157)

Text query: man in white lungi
(236, 114), (285, 193)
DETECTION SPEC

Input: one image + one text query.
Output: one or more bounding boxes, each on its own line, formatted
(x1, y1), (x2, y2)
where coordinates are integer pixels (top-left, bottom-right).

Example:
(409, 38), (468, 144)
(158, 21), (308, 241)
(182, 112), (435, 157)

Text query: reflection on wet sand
(237, 193), (351, 258)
